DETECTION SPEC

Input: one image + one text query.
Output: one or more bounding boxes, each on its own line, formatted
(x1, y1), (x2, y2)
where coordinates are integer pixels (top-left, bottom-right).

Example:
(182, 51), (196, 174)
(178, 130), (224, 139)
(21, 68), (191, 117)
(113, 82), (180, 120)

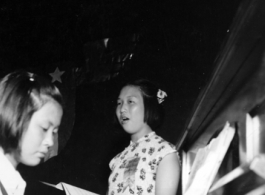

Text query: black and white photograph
(0, 0), (265, 194)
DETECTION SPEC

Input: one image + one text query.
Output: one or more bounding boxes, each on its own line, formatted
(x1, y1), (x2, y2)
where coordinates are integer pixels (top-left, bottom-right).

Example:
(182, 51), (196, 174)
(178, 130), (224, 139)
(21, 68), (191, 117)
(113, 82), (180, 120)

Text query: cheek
(21, 130), (43, 150)
(139, 109), (146, 122)
(133, 106), (144, 115)
(116, 108), (120, 118)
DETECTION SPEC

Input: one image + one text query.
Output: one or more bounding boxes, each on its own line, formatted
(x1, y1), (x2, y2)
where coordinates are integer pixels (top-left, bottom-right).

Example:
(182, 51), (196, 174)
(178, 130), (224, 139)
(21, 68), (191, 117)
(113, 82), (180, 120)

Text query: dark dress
(23, 179), (66, 195)
(17, 163), (66, 195)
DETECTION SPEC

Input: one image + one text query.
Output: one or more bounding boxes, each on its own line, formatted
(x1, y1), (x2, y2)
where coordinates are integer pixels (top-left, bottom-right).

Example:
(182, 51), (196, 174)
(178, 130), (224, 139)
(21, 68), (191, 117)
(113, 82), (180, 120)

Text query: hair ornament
(157, 89), (167, 104)
(28, 72), (35, 81)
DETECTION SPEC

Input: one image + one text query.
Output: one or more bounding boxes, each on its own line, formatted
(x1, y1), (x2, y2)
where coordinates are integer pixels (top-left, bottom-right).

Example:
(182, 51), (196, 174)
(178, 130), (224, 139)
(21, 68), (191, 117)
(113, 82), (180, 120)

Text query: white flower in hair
(157, 89), (167, 104)
(28, 72), (35, 81)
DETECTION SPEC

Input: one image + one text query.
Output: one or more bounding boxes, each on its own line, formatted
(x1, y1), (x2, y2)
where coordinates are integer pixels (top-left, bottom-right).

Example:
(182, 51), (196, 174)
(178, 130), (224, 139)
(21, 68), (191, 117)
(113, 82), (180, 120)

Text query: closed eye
(42, 128), (48, 132)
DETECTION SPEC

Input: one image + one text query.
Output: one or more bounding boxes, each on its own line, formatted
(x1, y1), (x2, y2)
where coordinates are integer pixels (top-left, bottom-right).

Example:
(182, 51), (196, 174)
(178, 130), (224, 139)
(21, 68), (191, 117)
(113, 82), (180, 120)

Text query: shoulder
(150, 134), (176, 152)
(142, 134), (177, 164)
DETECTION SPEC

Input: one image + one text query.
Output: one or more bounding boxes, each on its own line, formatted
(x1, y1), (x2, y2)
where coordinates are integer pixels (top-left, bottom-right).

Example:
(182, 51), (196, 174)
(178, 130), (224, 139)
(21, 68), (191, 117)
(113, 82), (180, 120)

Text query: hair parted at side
(0, 70), (63, 153)
(126, 79), (165, 130)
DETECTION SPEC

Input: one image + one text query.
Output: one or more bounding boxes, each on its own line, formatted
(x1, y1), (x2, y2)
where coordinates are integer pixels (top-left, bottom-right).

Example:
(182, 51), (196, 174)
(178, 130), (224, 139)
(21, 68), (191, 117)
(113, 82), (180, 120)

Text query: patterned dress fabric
(108, 132), (177, 195)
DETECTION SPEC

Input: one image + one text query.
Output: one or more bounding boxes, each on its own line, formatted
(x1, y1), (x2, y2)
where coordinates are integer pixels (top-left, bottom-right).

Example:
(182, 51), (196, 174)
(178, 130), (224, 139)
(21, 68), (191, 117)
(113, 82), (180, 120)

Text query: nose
(43, 130), (54, 148)
(120, 102), (127, 113)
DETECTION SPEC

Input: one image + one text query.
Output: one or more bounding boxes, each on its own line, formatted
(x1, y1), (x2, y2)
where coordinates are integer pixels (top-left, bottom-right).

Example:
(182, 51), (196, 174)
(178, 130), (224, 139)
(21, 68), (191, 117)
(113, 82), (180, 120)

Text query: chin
(124, 128), (137, 134)
(21, 158), (42, 166)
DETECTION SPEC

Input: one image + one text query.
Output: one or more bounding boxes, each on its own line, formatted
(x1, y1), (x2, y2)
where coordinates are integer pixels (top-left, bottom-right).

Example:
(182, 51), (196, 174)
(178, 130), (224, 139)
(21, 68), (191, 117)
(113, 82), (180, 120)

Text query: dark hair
(124, 79), (165, 130)
(0, 70), (63, 153)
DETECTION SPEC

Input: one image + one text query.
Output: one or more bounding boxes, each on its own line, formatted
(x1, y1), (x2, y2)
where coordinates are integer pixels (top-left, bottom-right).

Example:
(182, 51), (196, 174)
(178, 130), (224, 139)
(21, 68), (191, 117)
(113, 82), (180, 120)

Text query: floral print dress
(108, 132), (177, 195)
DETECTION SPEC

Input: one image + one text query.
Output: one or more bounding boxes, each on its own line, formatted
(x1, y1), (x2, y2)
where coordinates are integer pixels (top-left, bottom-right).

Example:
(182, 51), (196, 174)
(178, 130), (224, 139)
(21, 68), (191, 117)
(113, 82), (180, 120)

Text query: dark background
(1, 0), (242, 194)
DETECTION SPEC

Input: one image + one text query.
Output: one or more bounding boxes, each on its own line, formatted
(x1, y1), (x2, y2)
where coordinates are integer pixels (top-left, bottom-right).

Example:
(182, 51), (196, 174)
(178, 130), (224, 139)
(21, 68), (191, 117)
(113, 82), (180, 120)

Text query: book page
(58, 182), (99, 195)
(41, 181), (63, 190)
(41, 181), (99, 195)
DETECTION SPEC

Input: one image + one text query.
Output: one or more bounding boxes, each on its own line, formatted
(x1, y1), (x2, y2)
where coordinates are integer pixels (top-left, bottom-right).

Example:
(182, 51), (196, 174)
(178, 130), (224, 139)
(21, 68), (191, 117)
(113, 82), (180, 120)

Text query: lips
(38, 151), (48, 158)
(120, 115), (129, 124)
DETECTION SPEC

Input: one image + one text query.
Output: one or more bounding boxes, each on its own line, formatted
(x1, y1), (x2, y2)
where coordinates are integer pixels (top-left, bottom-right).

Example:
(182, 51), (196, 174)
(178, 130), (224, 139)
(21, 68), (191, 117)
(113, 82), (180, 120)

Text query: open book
(41, 181), (99, 195)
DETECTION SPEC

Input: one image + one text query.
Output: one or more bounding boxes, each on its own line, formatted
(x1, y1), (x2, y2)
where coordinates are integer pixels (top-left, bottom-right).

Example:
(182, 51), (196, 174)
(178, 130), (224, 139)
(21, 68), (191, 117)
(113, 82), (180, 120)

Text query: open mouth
(120, 116), (129, 124)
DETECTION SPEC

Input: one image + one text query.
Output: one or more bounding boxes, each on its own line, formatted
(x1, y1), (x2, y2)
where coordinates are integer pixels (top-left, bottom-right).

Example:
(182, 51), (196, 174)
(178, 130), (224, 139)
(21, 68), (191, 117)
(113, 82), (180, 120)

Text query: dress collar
(0, 148), (26, 195)
(130, 131), (156, 146)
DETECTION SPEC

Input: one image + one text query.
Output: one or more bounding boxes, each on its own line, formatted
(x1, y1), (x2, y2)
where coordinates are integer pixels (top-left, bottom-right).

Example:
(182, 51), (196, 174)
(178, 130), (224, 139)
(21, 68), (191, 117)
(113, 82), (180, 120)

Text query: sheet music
(58, 182), (99, 195)
(41, 181), (99, 195)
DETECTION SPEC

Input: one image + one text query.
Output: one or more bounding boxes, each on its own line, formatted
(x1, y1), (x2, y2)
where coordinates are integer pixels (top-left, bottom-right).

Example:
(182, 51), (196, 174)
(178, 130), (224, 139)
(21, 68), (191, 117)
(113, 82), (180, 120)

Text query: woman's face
(116, 85), (149, 138)
(17, 100), (63, 166)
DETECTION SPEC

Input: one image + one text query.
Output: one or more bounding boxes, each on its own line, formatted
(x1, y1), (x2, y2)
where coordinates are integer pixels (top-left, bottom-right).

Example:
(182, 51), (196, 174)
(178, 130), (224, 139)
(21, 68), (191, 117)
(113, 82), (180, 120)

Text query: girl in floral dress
(108, 79), (180, 195)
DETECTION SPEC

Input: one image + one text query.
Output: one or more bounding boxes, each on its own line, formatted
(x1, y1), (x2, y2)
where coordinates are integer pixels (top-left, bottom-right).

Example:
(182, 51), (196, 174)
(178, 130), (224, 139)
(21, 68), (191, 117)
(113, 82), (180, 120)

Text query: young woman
(108, 79), (180, 195)
(0, 70), (63, 195)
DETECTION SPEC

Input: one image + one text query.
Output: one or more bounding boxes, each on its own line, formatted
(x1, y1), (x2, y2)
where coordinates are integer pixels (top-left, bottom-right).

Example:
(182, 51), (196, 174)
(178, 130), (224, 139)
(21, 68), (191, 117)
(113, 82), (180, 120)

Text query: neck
(131, 125), (153, 143)
(5, 152), (19, 169)
(0, 147), (19, 168)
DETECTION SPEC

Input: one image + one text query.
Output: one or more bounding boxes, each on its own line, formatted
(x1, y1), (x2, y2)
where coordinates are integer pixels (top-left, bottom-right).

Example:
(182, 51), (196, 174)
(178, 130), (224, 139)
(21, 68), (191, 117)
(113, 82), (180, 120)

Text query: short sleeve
(154, 140), (177, 166)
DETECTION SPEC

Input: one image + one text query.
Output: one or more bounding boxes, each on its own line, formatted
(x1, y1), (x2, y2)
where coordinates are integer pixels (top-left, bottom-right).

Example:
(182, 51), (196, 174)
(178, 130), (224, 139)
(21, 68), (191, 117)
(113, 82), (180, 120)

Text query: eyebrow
(117, 95), (137, 100)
